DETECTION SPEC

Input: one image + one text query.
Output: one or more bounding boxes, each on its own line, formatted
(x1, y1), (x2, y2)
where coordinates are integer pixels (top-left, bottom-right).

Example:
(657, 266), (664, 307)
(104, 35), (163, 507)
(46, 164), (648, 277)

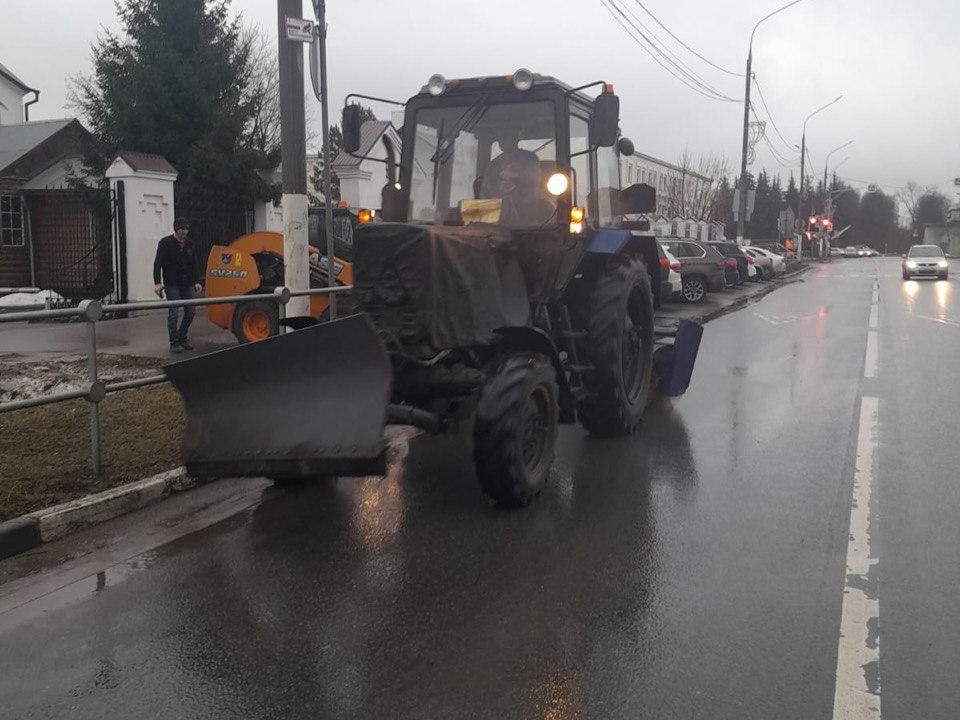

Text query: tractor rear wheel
(232, 298), (279, 344)
(578, 255), (655, 436)
(474, 354), (559, 507)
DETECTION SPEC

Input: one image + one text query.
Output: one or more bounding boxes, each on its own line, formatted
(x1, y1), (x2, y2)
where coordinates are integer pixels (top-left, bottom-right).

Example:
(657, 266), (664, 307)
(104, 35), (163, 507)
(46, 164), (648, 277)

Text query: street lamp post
(798, 95), (843, 222)
(736, 0), (808, 242)
(823, 140), (854, 197)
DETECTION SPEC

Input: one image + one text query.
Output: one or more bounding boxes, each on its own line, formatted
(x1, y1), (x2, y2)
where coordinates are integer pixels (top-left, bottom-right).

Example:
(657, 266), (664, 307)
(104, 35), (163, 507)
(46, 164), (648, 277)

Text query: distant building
(620, 151), (712, 219)
(924, 205), (960, 257)
(0, 60), (37, 125)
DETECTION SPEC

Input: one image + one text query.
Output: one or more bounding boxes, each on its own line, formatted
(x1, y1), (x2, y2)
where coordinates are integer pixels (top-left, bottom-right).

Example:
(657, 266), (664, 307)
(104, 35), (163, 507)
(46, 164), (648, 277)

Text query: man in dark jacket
(153, 218), (202, 353)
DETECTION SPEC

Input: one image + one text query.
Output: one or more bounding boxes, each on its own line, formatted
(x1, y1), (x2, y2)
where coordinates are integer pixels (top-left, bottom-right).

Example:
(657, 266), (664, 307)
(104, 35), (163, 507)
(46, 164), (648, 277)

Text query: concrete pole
(314, 0), (337, 318)
(277, 0), (310, 319)
(736, 49), (752, 243)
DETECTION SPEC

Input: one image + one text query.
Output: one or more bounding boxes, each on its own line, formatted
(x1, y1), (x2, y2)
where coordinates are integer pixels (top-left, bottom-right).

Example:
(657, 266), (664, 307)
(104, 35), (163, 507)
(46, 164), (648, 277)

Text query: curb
(0, 427), (425, 561)
(0, 467), (195, 560)
(688, 264), (811, 326)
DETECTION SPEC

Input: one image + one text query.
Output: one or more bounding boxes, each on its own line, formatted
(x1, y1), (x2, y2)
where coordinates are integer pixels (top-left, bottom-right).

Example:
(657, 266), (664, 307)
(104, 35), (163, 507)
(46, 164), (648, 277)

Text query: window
(0, 195), (24, 247)
(682, 241), (706, 258)
(569, 114), (593, 216)
(408, 100), (558, 228)
(596, 144), (620, 224)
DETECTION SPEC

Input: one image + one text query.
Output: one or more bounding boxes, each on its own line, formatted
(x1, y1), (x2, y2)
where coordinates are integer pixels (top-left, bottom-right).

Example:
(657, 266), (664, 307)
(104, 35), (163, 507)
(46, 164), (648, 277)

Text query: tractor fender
(493, 326), (575, 424)
(585, 227), (662, 307)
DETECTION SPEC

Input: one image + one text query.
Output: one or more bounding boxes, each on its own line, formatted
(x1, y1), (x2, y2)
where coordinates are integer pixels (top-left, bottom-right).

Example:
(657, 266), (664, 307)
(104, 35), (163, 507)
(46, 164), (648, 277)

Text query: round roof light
(546, 172), (569, 196)
(512, 68), (534, 91)
(427, 74), (446, 96)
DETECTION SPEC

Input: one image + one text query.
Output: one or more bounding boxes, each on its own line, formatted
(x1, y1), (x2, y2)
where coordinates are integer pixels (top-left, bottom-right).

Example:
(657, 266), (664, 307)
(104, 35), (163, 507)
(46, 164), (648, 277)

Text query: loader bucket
(164, 314), (392, 480)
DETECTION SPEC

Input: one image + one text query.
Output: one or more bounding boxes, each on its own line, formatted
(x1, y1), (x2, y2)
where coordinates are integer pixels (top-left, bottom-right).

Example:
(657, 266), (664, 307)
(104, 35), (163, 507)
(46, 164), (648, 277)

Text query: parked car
(748, 245), (786, 275)
(743, 247), (775, 279)
(661, 246), (683, 300)
(706, 241), (749, 285)
(754, 241), (796, 260)
(660, 239), (727, 303)
(859, 246), (879, 257)
(902, 244), (948, 280)
(830, 246), (843, 257)
(844, 246), (859, 258)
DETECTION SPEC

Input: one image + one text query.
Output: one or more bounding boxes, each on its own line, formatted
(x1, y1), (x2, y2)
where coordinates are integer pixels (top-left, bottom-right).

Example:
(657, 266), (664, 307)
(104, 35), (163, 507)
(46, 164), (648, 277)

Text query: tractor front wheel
(232, 299), (279, 344)
(579, 255), (655, 436)
(474, 354), (559, 507)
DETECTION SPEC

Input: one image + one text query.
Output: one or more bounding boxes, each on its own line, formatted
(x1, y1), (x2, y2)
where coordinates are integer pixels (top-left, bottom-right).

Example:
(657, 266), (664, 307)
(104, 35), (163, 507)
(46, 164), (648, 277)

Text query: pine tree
(71, 0), (274, 210)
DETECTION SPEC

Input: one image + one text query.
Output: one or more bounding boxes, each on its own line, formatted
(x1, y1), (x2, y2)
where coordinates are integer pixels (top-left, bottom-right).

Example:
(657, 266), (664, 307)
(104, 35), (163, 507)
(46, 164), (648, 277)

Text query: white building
(620, 150), (724, 241)
(325, 120), (402, 210)
(0, 61), (37, 125)
(620, 151), (712, 219)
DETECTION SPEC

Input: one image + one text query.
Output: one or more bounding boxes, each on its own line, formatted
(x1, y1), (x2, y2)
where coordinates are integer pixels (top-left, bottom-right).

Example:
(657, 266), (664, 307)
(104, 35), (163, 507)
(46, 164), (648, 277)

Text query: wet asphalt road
(2, 257), (960, 719)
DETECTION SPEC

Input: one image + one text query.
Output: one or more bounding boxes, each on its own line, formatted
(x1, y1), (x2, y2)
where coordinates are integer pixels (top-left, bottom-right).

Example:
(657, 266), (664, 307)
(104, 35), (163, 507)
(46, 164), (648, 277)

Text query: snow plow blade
(652, 319), (703, 397)
(164, 313), (392, 480)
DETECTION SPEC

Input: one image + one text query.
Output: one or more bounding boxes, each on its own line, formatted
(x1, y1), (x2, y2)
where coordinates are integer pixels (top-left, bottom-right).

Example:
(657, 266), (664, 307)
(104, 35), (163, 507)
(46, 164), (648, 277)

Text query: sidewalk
(656, 263), (807, 329)
(0, 311), (235, 363)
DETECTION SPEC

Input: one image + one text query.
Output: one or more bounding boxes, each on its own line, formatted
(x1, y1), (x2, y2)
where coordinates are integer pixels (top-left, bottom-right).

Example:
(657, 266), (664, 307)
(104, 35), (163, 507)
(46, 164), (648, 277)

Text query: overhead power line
(600, 0), (741, 103)
(752, 75), (798, 154)
(628, 0), (744, 77)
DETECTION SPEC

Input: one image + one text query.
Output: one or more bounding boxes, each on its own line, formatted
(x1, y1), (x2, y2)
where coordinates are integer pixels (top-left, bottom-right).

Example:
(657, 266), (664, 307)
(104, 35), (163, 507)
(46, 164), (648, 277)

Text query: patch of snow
(0, 290), (64, 309)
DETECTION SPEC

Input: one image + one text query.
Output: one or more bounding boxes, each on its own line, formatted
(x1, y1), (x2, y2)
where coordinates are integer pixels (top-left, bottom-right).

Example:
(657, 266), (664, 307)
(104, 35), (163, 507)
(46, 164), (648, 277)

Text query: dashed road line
(832, 395), (881, 719)
(832, 278), (881, 719)
(916, 314), (960, 328)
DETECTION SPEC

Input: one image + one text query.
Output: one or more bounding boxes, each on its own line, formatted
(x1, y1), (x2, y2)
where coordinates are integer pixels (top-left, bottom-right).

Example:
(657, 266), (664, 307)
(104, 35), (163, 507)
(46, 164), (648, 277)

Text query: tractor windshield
(408, 100), (559, 229)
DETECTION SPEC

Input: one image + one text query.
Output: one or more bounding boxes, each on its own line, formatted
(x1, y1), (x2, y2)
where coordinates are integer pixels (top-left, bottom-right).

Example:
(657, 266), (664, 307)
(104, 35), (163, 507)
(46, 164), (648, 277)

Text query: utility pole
(312, 0), (337, 318)
(737, 1), (808, 242)
(277, 0), (310, 319)
(736, 49), (752, 242)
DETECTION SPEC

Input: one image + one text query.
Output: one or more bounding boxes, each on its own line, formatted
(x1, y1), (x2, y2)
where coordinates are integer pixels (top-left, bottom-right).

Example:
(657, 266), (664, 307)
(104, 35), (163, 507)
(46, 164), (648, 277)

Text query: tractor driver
(479, 128), (551, 227)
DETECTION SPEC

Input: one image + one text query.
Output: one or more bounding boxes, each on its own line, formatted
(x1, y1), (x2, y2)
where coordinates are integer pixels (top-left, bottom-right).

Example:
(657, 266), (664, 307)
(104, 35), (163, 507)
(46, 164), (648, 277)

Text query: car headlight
(939, 260), (949, 268)
(905, 260), (917, 268)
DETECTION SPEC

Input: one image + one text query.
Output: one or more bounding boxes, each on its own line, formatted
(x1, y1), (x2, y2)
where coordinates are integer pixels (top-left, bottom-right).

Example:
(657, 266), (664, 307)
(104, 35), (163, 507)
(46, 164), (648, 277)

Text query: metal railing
(0, 285), (351, 475)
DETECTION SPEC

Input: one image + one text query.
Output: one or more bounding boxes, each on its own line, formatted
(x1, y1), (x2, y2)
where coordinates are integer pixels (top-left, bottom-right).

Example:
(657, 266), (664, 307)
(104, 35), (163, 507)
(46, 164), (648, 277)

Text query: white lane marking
(832, 395), (881, 719)
(869, 304), (879, 329)
(916, 314), (960, 328)
(864, 332), (878, 378)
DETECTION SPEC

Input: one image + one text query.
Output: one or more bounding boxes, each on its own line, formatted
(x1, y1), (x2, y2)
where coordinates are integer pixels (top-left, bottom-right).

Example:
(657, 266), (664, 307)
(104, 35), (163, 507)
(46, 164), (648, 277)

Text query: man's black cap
(174, 218), (190, 231)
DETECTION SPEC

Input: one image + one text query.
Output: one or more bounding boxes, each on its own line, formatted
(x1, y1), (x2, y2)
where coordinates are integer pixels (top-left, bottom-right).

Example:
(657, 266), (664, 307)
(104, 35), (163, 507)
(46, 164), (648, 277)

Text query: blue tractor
(167, 70), (702, 507)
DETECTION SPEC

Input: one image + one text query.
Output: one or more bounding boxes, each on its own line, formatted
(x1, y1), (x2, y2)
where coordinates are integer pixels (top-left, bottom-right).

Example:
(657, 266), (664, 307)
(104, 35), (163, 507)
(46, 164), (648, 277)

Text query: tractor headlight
(512, 68), (534, 91)
(427, 74), (446, 96)
(546, 172), (568, 196)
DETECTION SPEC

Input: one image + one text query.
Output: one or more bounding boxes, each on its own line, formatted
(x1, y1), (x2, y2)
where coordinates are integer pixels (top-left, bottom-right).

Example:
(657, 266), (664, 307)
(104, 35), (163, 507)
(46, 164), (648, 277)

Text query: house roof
(115, 150), (177, 175)
(0, 118), (75, 173)
(0, 60), (35, 93)
(332, 120), (392, 168)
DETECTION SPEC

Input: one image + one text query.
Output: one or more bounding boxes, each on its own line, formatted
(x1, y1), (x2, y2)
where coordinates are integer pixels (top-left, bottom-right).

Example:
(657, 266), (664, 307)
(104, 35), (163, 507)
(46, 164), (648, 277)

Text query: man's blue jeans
(165, 285), (195, 344)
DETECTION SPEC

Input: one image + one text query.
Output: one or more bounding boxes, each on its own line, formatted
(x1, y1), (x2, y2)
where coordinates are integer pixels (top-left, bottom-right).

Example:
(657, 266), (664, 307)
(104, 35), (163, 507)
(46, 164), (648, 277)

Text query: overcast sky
(2, 0), (958, 200)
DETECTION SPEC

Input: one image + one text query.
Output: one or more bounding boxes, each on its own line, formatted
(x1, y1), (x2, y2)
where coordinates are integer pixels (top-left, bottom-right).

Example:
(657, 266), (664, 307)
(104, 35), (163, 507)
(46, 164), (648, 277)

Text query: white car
(661, 245), (683, 299)
(902, 244), (948, 280)
(748, 246), (786, 275)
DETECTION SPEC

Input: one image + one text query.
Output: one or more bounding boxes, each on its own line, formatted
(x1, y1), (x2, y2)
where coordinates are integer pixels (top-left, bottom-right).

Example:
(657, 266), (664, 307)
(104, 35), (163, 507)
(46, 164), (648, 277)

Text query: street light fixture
(798, 95), (843, 213)
(824, 139), (854, 192)
(736, 0), (809, 241)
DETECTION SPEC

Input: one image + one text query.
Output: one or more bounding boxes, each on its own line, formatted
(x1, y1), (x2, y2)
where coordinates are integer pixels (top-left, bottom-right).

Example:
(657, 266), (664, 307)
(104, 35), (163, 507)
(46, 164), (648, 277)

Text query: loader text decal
(210, 268), (248, 279)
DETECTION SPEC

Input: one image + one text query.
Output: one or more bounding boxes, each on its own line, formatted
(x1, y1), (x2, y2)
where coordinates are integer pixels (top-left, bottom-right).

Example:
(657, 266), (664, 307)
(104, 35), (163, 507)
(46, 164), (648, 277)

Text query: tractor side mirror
(342, 105), (363, 154)
(618, 183), (656, 215)
(381, 183), (403, 222)
(590, 93), (620, 148)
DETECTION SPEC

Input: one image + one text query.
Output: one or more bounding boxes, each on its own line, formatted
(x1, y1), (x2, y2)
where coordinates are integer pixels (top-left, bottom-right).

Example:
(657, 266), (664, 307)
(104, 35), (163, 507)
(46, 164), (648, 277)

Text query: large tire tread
(474, 354), (558, 508)
(578, 256), (655, 437)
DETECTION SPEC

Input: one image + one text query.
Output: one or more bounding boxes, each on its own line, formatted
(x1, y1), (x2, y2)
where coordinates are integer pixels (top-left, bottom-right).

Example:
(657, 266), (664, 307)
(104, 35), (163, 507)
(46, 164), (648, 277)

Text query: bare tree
(896, 181), (932, 230)
(666, 150), (729, 221)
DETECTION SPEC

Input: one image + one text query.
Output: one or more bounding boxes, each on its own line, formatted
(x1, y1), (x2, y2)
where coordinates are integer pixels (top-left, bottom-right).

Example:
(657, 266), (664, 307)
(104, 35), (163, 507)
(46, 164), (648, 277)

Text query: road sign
(285, 16), (315, 42)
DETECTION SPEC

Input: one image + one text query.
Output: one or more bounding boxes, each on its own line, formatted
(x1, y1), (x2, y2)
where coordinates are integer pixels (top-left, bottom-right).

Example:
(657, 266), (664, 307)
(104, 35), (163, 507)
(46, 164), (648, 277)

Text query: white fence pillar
(105, 154), (178, 302)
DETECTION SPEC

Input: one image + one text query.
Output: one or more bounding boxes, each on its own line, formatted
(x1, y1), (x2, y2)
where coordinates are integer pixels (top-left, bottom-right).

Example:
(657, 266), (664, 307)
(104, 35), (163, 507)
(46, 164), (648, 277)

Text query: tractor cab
(344, 70), (653, 236)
